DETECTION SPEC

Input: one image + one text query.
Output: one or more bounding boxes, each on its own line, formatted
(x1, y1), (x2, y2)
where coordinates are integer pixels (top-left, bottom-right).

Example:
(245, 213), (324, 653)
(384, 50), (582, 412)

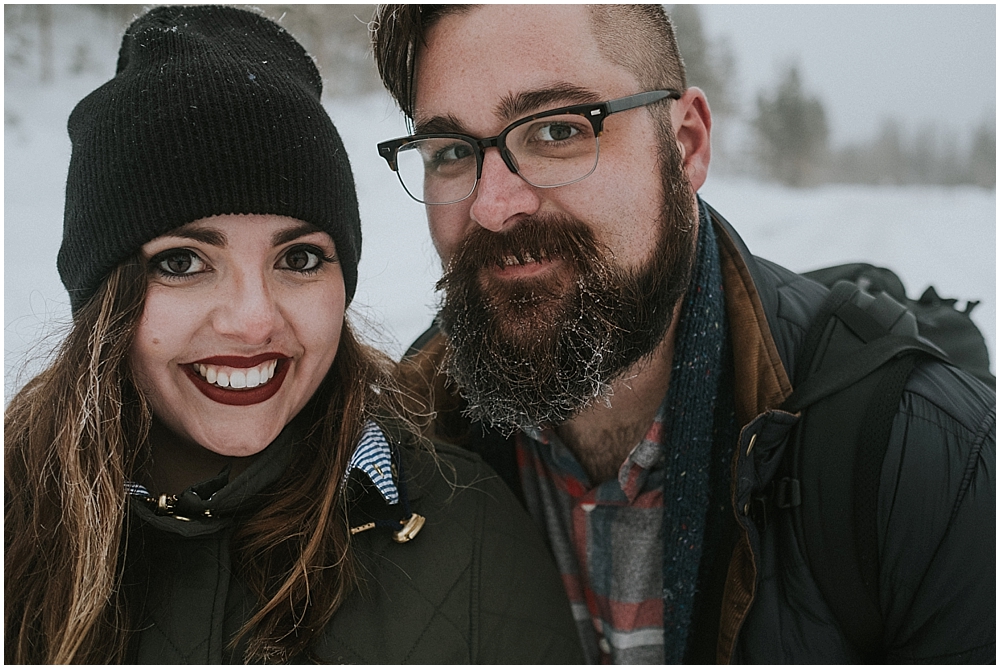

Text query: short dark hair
(370, 4), (687, 121)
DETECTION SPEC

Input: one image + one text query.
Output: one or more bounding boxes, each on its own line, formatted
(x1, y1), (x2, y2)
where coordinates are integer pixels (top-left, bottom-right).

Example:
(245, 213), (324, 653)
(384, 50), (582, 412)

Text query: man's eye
(535, 122), (579, 142)
(150, 249), (205, 277)
(278, 245), (329, 272)
(435, 141), (475, 164)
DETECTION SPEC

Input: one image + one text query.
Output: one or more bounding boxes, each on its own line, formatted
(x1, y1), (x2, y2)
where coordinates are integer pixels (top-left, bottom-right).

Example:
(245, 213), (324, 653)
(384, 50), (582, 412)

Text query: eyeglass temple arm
(605, 89), (681, 115)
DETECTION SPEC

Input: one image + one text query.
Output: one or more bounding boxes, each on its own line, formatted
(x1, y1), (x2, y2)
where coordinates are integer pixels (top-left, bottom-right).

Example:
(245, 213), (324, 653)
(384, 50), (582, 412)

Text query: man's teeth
(194, 360), (278, 389)
(502, 252), (540, 267)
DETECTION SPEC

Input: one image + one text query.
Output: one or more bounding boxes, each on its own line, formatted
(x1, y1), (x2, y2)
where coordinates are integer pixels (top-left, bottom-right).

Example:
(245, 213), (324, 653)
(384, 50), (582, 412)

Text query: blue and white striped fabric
(126, 481), (151, 498)
(346, 420), (399, 505)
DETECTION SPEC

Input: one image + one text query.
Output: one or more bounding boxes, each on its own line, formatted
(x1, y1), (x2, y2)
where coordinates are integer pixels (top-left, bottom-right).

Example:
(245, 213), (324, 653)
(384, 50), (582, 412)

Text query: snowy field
(5, 75), (996, 399)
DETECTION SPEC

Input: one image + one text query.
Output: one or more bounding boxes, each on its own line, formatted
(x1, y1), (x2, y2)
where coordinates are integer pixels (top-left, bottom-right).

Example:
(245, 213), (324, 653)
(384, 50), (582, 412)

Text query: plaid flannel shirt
(516, 416), (667, 664)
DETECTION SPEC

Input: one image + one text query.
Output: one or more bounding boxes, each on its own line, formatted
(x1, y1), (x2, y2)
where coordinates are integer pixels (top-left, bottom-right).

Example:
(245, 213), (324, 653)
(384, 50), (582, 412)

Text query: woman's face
(130, 214), (345, 458)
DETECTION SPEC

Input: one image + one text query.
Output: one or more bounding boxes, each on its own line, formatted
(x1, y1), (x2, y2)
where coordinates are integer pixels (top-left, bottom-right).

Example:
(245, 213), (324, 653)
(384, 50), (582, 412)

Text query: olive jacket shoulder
(123, 425), (584, 664)
(398, 202), (996, 663)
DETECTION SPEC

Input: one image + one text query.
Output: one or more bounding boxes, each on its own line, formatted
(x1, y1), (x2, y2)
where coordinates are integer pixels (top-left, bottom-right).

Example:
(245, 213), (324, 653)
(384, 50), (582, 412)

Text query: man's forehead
(423, 4), (594, 49)
(413, 4), (637, 131)
(414, 85), (603, 135)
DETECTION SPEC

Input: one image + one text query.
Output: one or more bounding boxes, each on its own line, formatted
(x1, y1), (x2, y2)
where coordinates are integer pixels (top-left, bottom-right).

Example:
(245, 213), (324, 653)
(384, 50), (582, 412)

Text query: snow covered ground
(5, 76), (996, 399)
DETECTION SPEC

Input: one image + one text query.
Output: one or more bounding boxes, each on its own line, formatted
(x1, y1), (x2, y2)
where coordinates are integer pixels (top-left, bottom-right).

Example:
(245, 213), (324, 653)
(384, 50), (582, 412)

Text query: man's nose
(468, 147), (541, 232)
(212, 272), (283, 345)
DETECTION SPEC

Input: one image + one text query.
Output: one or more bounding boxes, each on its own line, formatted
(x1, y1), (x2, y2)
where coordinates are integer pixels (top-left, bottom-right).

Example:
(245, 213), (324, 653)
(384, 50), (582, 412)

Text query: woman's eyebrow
(165, 227), (227, 246)
(272, 222), (324, 247)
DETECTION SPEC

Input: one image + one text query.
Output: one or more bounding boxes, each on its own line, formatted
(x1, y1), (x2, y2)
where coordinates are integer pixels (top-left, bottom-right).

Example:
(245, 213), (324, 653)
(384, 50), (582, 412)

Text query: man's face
(414, 5), (668, 275)
(414, 5), (699, 429)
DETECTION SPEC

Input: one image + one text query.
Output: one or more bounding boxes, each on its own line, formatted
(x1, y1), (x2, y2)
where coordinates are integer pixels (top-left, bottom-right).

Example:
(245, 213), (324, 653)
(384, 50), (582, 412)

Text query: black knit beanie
(58, 4), (361, 312)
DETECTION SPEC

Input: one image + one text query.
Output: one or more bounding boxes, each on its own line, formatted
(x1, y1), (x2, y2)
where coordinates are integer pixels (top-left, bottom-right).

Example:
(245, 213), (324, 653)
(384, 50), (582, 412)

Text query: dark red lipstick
(183, 356), (289, 406)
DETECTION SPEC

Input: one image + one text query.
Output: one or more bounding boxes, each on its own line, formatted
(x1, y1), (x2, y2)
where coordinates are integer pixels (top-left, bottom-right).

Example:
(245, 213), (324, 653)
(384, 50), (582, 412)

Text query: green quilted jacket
(123, 424), (583, 663)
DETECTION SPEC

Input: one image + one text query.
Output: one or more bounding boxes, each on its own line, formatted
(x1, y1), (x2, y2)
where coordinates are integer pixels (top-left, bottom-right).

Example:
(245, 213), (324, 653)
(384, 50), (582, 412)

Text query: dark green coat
(124, 426), (583, 663)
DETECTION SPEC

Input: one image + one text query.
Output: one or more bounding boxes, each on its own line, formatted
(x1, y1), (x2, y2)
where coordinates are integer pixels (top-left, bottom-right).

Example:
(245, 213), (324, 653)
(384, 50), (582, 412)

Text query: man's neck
(554, 302), (682, 484)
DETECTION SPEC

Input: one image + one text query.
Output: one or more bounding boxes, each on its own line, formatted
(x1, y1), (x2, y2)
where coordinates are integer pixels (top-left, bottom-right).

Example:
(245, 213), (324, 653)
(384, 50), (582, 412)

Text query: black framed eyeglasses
(376, 89), (681, 205)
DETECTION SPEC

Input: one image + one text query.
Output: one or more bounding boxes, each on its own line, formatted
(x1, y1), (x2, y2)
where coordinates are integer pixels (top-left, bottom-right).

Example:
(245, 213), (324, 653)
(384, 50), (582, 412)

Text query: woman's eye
(150, 249), (206, 277)
(278, 245), (329, 272)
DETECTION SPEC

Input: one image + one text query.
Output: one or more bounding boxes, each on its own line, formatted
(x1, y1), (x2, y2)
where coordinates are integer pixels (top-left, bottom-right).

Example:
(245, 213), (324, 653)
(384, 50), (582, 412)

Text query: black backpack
(801, 263), (994, 388)
(769, 263), (994, 662)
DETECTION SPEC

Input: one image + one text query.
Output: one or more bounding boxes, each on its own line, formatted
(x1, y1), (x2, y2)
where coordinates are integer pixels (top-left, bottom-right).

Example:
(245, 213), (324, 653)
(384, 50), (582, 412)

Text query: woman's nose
(211, 272), (283, 345)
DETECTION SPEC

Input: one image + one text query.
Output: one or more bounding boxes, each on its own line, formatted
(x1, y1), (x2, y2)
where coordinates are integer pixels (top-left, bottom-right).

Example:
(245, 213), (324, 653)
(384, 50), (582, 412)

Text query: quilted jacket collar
(128, 420), (401, 537)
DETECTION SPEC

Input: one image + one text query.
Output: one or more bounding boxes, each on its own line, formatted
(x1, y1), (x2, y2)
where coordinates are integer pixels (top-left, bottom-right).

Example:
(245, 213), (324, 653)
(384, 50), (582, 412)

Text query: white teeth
(194, 359), (278, 390)
(230, 371), (247, 388)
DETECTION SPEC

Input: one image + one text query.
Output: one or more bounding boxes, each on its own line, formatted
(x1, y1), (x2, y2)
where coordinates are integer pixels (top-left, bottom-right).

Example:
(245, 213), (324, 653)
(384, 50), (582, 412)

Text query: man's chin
(479, 278), (575, 345)
(488, 306), (564, 349)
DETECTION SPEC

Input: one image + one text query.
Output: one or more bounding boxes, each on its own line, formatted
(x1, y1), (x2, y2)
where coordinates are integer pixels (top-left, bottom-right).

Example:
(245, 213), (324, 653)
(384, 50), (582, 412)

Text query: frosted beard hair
(436, 135), (698, 433)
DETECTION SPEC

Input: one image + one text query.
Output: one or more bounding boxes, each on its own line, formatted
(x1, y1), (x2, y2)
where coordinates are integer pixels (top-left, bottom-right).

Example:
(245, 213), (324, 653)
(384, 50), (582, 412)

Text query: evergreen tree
(669, 4), (736, 117)
(753, 64), (829, 187)
(968, 115), (996, 188)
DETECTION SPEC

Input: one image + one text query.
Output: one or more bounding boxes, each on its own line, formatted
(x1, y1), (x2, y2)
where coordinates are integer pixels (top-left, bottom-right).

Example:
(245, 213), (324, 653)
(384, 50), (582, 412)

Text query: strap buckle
(393, 513), (426, 543)
(750, 477), (801, 528)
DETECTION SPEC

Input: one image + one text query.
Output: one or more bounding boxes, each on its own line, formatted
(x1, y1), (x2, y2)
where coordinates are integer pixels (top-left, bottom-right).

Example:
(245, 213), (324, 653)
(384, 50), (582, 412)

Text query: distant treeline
(5, 4), (994, 189)
(830, 117), (995, 189)
(668, 5), (994, 189)
(746, 63), (995, 189)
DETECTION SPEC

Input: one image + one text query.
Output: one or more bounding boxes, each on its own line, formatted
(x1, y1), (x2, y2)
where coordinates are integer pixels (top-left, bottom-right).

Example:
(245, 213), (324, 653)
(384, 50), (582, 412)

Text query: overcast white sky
(697, 3), (996, 146)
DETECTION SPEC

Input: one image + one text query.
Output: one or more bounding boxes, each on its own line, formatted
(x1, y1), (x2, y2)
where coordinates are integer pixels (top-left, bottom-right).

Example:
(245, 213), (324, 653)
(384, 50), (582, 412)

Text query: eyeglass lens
(394, 113), (600, 205)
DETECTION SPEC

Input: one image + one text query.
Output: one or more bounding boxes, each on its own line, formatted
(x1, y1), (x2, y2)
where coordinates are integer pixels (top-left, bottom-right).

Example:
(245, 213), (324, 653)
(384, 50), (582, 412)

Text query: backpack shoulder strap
(784, 281), (944, 407)
(779, 280), (949, 661)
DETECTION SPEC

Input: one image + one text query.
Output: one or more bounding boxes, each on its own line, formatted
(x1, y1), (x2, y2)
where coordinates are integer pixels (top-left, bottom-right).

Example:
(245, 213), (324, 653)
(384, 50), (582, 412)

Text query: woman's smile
(184, 356), (290, 406)
(192, 358), (279, 389)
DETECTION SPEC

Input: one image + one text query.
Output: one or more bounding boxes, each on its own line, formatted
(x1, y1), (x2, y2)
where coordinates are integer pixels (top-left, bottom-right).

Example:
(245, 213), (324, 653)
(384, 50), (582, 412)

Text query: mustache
(436, 215), (607, 291)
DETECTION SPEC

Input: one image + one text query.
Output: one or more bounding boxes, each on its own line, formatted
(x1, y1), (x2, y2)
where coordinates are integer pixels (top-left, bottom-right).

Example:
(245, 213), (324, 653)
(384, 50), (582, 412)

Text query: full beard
(436, 135), (698, 433)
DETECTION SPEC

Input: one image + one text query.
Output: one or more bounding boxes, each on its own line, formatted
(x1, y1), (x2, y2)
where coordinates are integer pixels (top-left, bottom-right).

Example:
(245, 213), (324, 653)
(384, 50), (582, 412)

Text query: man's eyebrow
(272, 222), (324, 247)
(414, 113), (469, 135)
(495, 84), (602, 123)
(413, 84), (603, 137)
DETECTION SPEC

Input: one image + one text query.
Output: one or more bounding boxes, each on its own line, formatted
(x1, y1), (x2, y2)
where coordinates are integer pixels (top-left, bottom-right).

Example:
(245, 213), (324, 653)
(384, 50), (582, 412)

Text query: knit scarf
(658, 205), (734, 663)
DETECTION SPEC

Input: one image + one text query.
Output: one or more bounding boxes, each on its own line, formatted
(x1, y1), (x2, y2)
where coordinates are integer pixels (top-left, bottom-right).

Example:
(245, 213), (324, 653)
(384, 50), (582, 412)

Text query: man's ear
(671, 87), (712, 191)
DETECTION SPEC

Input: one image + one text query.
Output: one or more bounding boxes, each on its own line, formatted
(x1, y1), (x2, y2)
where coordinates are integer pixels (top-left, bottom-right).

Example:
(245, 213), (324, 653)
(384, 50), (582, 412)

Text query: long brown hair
(5, 255), (412, 663)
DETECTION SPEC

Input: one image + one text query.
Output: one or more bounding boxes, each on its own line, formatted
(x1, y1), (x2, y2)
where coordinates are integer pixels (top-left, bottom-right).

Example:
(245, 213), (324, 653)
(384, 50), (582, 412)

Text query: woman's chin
(191, 424), (285, 460)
